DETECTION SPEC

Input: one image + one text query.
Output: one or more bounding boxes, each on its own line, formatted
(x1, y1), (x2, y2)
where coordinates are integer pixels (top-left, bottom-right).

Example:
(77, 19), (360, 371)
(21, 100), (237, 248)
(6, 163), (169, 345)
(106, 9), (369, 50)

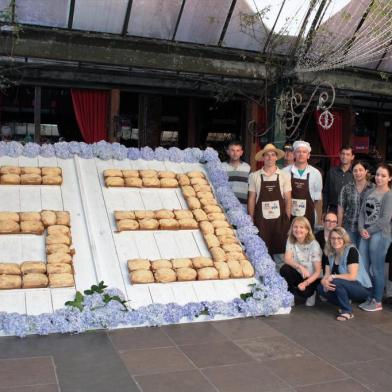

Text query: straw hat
(254, 143), (285, 161)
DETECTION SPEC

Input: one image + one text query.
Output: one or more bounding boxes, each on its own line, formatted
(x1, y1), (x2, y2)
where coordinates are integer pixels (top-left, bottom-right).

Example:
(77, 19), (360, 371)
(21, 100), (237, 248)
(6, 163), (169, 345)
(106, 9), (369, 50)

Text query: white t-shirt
(285, 239), (322, 274)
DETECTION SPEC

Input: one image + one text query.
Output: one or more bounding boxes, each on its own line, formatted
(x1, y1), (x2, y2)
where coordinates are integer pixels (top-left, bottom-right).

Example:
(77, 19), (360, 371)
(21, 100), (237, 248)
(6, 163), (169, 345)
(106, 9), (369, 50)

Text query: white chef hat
(293, 140), (311, 152)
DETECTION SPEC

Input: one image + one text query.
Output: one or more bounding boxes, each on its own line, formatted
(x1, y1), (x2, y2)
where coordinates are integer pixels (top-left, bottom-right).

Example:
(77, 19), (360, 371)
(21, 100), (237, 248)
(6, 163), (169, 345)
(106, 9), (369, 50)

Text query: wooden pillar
(244, 101), (263, 171)
(187, 97), (198, 147)
(108, 89), (120, 142)
(138, 93), (162, 147)
(34, 86), (41, 144)
(341, 106), (355, 146)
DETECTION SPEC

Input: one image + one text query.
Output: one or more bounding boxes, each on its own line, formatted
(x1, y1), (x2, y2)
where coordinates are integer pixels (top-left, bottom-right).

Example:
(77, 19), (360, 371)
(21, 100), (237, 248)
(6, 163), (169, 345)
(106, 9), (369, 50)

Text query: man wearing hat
(248, 144), (292, 267)
(283, 141), (323, 228)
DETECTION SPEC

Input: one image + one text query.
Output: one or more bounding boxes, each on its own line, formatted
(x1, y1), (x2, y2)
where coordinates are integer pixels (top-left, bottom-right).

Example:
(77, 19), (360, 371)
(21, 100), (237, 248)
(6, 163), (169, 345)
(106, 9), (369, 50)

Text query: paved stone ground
(1, 301), (392, 392)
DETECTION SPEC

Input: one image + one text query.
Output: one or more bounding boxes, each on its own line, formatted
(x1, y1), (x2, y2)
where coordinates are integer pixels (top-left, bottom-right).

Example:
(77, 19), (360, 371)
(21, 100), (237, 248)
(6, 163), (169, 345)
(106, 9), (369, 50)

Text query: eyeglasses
(325, 220), (338, 223)
(330, 236), (343, 241)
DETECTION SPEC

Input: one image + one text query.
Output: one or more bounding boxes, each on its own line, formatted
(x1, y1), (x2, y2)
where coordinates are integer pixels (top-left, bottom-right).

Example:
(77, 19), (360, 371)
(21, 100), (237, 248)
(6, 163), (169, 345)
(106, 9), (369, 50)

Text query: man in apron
(248, 144), (291, 268)
(283, 141), (323, 229)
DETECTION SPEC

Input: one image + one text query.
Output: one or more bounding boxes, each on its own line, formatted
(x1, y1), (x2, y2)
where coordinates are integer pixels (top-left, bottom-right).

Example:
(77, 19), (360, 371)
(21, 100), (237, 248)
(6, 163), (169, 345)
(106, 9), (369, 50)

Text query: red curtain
(315, 110), (342, 166)
(71, 89), (109, 143)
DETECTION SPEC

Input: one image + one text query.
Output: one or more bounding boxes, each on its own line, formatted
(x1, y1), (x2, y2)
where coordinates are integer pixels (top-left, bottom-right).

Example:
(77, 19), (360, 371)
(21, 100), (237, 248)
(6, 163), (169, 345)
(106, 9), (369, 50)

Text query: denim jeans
(347, 229), (361, 248)
(317, 279), (371, 313)
(359, 232), (391, 302)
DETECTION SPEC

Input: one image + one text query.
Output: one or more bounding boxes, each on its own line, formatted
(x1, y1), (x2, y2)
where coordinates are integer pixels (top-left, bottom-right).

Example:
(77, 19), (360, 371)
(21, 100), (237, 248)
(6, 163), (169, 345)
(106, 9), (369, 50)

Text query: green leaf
(65, 291), (85, 311)
(240, 292), (253, 301)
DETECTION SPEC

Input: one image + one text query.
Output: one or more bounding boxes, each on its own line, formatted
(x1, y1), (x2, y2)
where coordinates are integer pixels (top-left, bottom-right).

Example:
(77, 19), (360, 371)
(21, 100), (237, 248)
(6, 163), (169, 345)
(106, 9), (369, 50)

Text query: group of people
(223, 140), (392, 320)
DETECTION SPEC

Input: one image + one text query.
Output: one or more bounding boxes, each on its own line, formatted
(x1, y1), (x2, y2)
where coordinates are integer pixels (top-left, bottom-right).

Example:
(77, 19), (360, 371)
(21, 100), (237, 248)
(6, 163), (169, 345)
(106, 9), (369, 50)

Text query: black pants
(280, 264), (320, 298)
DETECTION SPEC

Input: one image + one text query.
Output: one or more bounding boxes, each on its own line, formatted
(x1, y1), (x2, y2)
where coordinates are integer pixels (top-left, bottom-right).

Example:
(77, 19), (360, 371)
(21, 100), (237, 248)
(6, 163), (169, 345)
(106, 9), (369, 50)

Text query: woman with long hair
(358, 163), (392, 312)
(317, 227), (372, 321)
(280, 216), (322, 306)
(338, 160), (374, 247)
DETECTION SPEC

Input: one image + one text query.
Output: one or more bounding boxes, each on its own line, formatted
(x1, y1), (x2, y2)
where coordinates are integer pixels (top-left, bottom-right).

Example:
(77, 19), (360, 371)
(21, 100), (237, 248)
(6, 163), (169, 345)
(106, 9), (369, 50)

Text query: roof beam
(172, 0), (187, 41)
(218, 0), (237, 46)
(67, 0), (75, 29)
(375, 41), (392, 70)
(122, 0), (133, 36)
(263, 0), (286, 54)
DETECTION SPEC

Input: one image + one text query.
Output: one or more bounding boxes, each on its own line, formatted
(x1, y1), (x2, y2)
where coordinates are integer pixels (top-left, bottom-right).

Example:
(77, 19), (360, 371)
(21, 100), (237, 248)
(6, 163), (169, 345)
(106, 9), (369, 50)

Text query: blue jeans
(347, 229), (361, 248)
(359, 232), (391, 302)
(317, 279), (371, 313)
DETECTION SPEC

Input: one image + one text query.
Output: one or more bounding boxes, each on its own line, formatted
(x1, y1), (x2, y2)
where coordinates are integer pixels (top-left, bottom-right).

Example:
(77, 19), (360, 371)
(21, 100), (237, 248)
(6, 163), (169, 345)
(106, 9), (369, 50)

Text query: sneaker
(361, 299), (383, 312)
(305, 293), (316, 307)
(358, 299), (371, 310)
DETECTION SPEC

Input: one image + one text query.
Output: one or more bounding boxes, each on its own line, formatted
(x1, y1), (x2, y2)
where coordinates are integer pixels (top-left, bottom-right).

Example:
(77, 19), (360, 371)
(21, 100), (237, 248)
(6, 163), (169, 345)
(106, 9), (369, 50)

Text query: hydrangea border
(0, 141), (292, 337)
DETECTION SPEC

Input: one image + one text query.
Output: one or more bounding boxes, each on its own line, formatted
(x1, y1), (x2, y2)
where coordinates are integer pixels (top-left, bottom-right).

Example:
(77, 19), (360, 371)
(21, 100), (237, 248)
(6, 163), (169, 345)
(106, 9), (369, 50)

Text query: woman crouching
(280, 216), (322, 307)
(317, 227), (372, 321)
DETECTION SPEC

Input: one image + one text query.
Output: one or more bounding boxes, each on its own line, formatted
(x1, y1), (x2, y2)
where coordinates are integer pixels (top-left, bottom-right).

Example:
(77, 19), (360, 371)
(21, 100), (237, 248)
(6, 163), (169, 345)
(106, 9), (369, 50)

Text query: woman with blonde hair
(318, 227), (372, 321)
(280, 216), (322, 306)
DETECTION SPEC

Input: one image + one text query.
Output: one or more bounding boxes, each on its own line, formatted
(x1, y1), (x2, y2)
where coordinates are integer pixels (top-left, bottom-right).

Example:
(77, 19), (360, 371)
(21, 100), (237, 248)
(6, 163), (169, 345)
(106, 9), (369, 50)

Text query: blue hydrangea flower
(22, 142), (41, 157)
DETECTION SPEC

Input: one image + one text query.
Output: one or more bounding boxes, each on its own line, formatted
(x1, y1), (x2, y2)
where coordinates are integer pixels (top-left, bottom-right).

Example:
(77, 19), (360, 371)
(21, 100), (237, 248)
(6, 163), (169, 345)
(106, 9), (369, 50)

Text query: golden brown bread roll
(177, 267), (197, 281)
(211, 220), (230, 229)
(47, 226), (70, 238)
(46, 233), (71, 245)
(240, 260), (255, 278)
(103, 169), (123, 178)
(0, 220), (20, 234)
(21, 167), (41, 175)
(222, 243), (243, 253)
(0, 212), (19, 222)
(56, 211), (70, 226)
(190, 177), (208, 186)
(41, 210), (57, 227)
(42, 175), (63, 185)
(114, 211), (136, 220)
(177, 174), (190, 186)
(122, 170), (139, 178)
(139, 218), (159, 230)
(198, 267), (218, 280)
(21, 261), (46, 275)
(142, 177), (160, 188)
(186, 197), (201, 210)
(1, 174), (20, 185)
(134, 210), (155, 220)
(160, 178), (178, 188)
(181, 186), (196, 198)
(47, 252), (73, 264)
(204, 234), (220, 249)
(218, 235), (239, 245)
(22, 272), (48, 287)
(199, 198), (218, 208)
(214, 262), (231, 279)
(154, 268), (177, 283)
(187, 171), (205, 179)
(1, 166), (21, 175)
(207, 212), (226, 222)
(159, 219), (179, 230)
(196, 191), (214, 200)
(227, 260), (243, 278)
(46, 243), (71, 255)
(226, 251), (247, 261)
(124, 177), (142, 188)
(215, 227), (235, 236)
(210, 247), (227, 263)
(21, 174), (42, 185)
(41, 167), (62, 176)
(178, 218), (198, 229)
(20, 212), (41, 221)
(192, 209), (208, 222)
(117, 219), (139, 231)
(173, 210), (193, 220)
(171, 258), (193, 269)
(0, 274), (22, 289)
(127, 259), (151, 271)
(203, 205), (223, 214)
(151, 259), (172, 270)
(105, 177), (125, 187)
(130, 270), (154, 284)
(192, 256), (213, 269)
(192, 184), (212, 193)
(0, 263), (21, 275)
(158, 171), (176, 179)
(20, 220), (45, 235)
(48, 273), (74, 288)
(139, 170), (157, 178)
(199, 221), (214, 235)
(155, 209), (175, 220)
(47, 263), (72, 274)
